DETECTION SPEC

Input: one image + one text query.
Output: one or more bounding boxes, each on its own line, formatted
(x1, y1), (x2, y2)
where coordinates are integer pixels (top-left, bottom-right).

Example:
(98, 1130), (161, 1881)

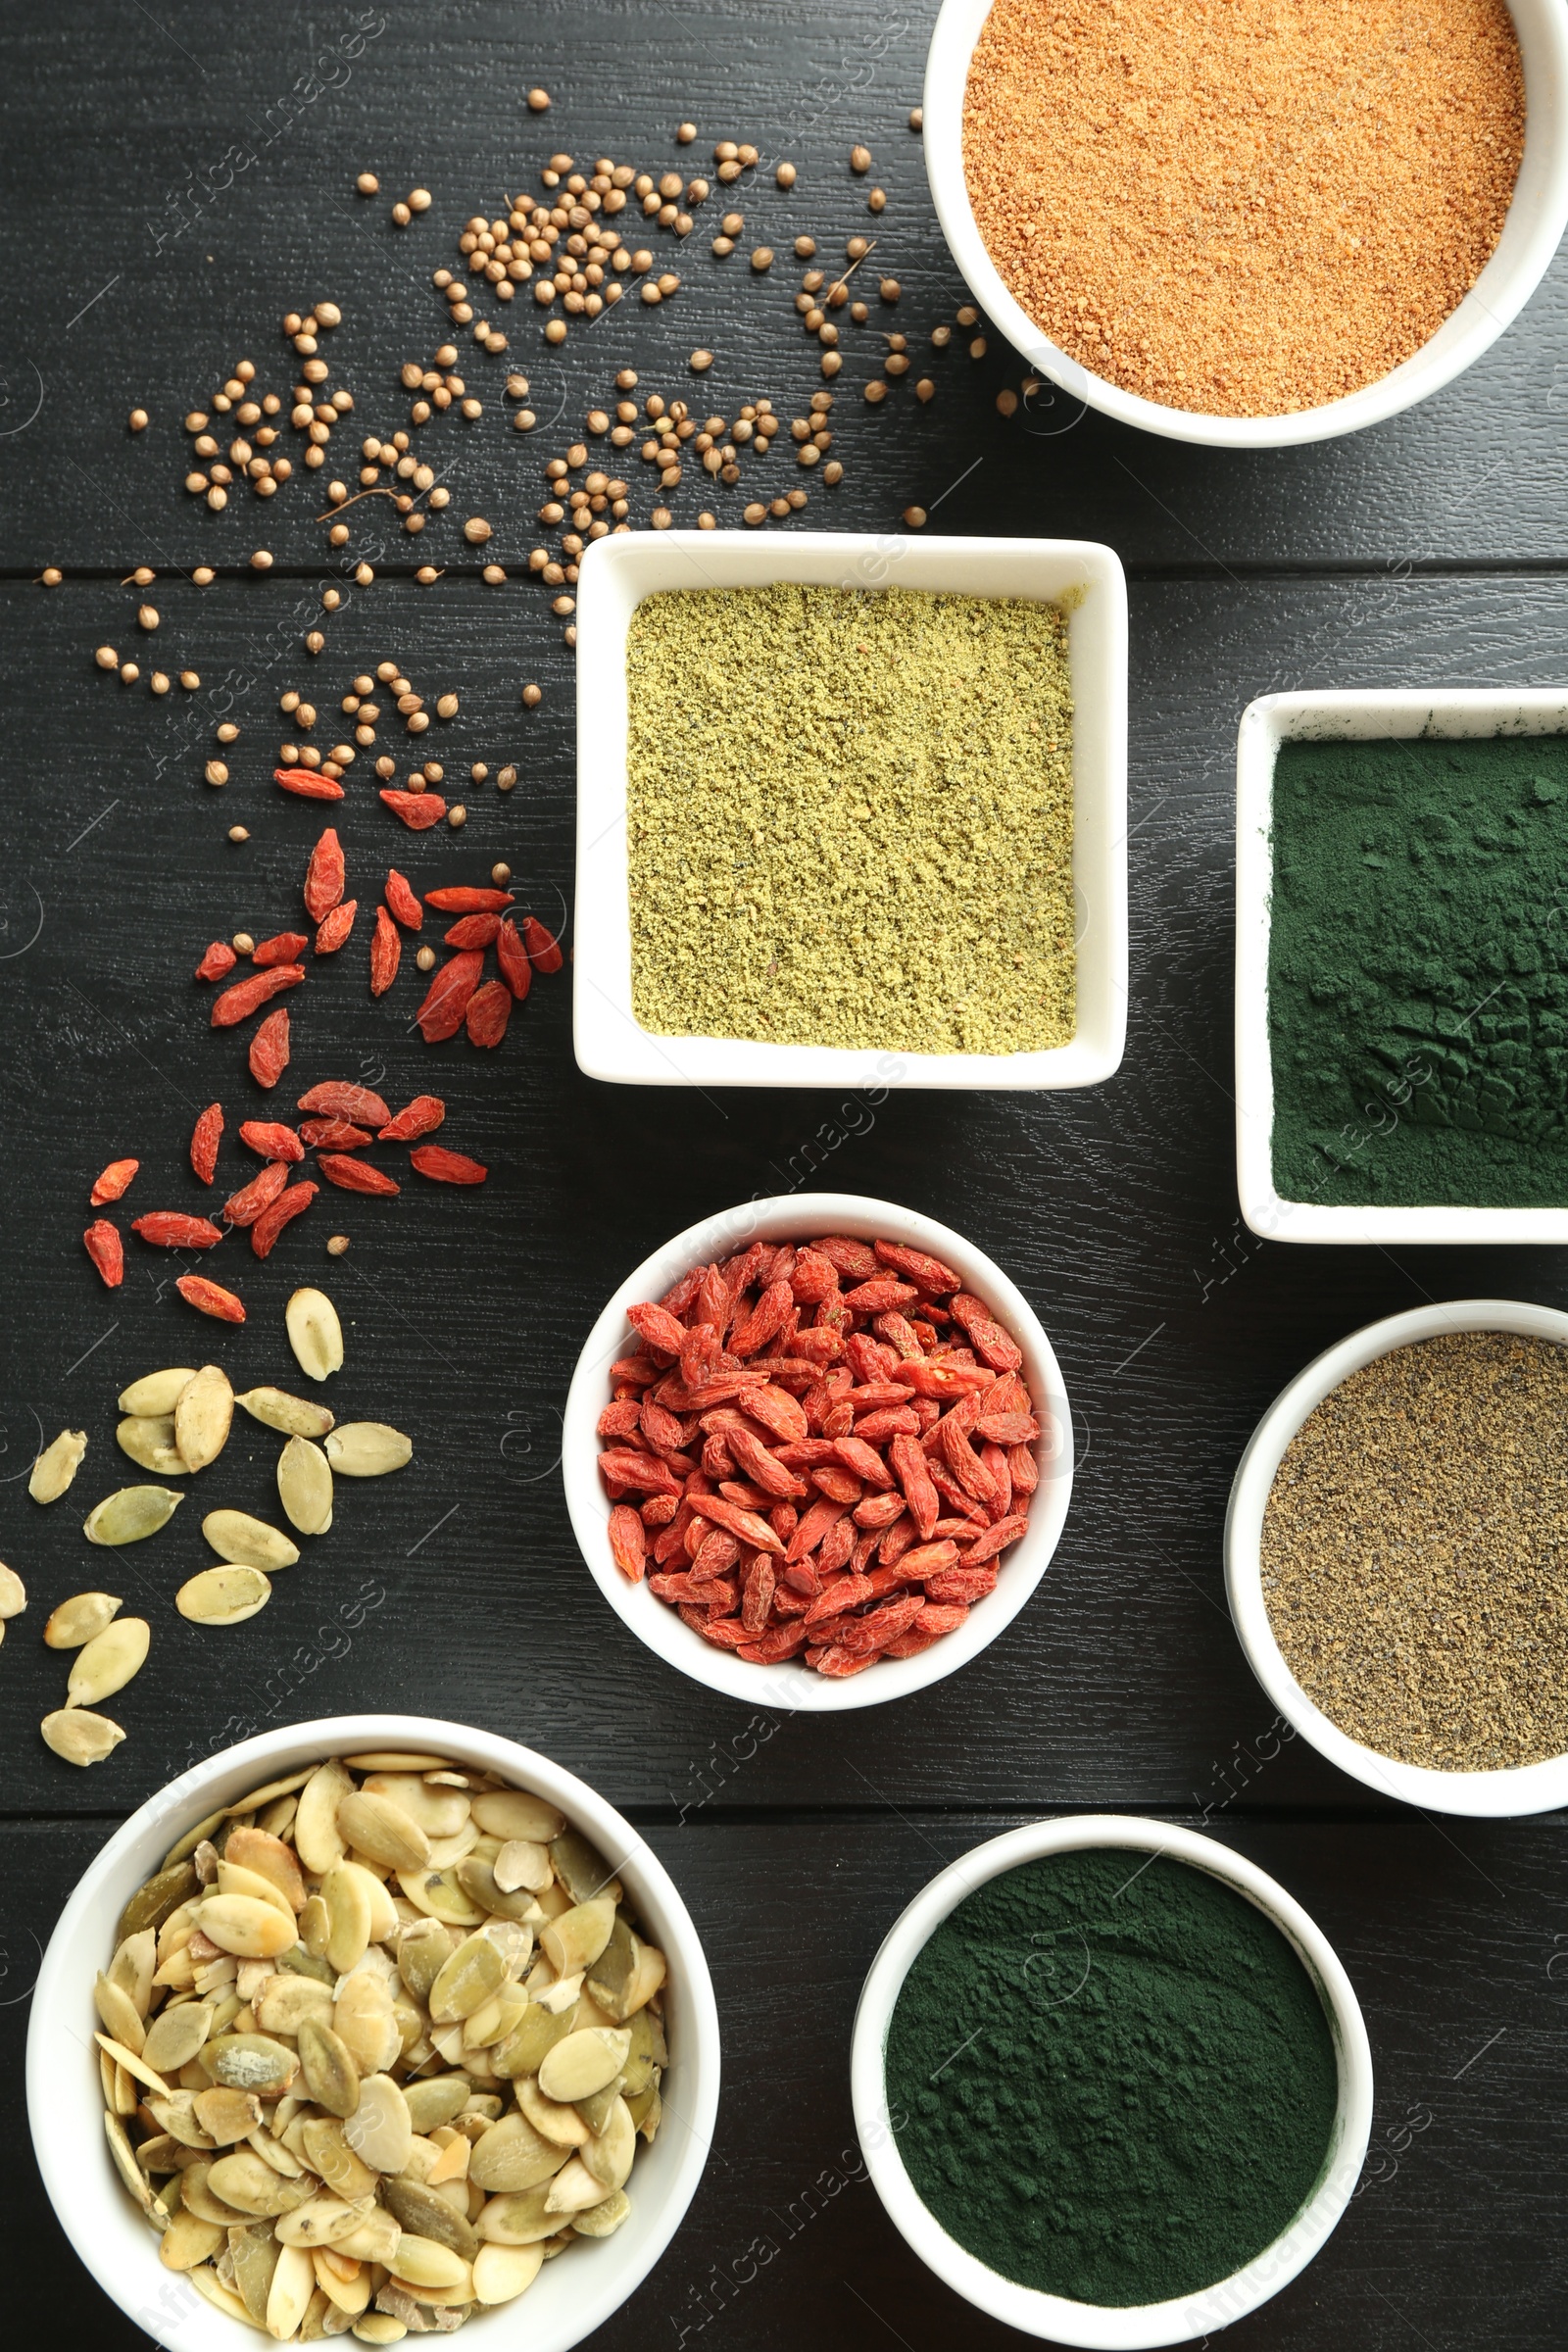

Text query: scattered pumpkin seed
(0, 1561), (26, 1617)
(44, 1591), (122, 1649)
(67, 1617), (149, 1708)
(83, 1485), (184, 1545)
(278, 1435), (334, 1534)
(43, 1706), (125, 1765)
(286, 1288), (344, 1382)
(322, 1422), (413, 1476)
(177, 1564), (272, 1626)
(120, 1367), (198, 1416)
(202, 1507), (303, 1572)
(29, 1427), (87, 1501)
(116, 1415), (188, 1474)
(173, 1363), (235, 1472)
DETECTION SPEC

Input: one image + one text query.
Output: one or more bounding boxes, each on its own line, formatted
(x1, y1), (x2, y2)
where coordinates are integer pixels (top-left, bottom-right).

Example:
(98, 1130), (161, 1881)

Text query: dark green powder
(885, 1849), (1338, 2307)
(1269, 733), (1568, 1205)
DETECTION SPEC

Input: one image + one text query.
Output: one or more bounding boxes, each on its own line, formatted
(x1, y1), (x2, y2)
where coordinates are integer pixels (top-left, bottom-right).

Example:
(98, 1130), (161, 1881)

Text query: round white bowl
(562, 1192), (1073, 1711)
(1227, 1299), (1568, 1816)
(923, 0), (1568, 449)
(26, 1712), (720, 2352)
(852, 1814), (1373, 2348)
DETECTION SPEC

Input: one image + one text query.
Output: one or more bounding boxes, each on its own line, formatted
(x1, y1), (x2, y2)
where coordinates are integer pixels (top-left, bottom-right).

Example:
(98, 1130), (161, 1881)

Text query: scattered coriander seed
(250, 549), (273, 570)
(652, 507), (672, 528)
(227, 825), (249, 842)
(416, 564), (443, 583)
(448, 803), (467, 826)
(355, 562), (374, 586)
(880, 277), (901, 302)
(521, 683), (542, 708)
(205, 760), (229, 787)
(356, 172), (378, 195)
(528, 86), (551, 110)
(823, 460), (844, 485)
(997, 387), (1019, 416)
(498, 763), (517, 789)
(850, 144), (871, 172)
(545, 318), (567, 343)
(821, 352), (842, 377)
(94, 646), (118, 670)
(886, 354), (909, 377)
(904, 505), (927, 527)
(39, 567), (62, 587)
(150, 671), (171, 696)
(846, 235), (869, 260)
(617, 368), (639, 388)
(868, 187), (887, 213)
(391, 201), (412, 226)
(483, 563), (507, 584)
(851, 300), (869, 322)
(564, 624), (577, 647)
(119, 662), (138, 683)
(326, 1234), (350, 1255)
(232, 932), (255, 954)
(795, 236), (817, 261)
(128, 408), (148, 432)
(491, 861), (512, 885)
(690, 348), (713, 371)
(711, 236), (734, 258)
(409, 188), (432, 213)
(956, 305), (979, 327)
(677, 121), (697, 144)
(322, 589), (342, 610)
(932, 324), (953, 348)
(909, 107), (924, 130)
(865, 380), (889, 404)
(375, 754), (396, 776)
(217, 721), (238, 742)
(416, 945), (437, 970)
(306, 628), (325, 652)
(464, 516), (492, 545)
(436, 692), (460, 718)
(699, 511), (716, 529)
(722, 213), (744, 236)
(751, 246), (774, 271)
(553, 594), (575, 614)
(969, 335), (988, 360)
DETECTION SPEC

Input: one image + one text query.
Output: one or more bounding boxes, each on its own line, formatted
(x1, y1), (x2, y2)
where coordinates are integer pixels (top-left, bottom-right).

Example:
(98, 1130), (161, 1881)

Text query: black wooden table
(4, 6), (1567, 2347)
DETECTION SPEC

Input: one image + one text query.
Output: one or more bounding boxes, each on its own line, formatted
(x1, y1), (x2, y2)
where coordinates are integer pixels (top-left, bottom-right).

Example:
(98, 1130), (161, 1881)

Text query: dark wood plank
(0, 2), (1562, 573)
(9, 1811), (1566, 2349)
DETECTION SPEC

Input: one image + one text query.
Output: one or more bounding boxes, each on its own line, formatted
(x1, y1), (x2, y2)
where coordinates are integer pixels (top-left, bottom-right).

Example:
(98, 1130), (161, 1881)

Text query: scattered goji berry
(195, 941), (236, 981)
(314, 900), (358, 956)
(423, 886), (515, 913)
(495, 916), (533, 1002)
(318, 1154), (400, 1195)
(238, 1119), (304, 1162)
(443, 912), (502, 949)
(520, 914), (564, 972)
(377, 1095), (445, 1144)
(189, 1102), (223, 1186)
(251, 1180), (318, 1258)
(300, 1117), (372, 1150)
(303, 826), (346, 923)
(90, 1158), (139, 1205)
(249, 1008), (291, 1089)
(369, 906), (401, 996)
(253, 932), (310, 968)
(296, 1082), (392, 1126)
(83, 1220), (123, 1288)
(379, 789), (446, 828)
(409, 1145), (488, 1185)
(465, 979), (512, 1049)
(175, 1273), (246, 1323)
(221, 1161), (290, 1227)
(416, 950), (484, 1042)
(384, 868), (423, 928)
(275, 766), (345, 800)
(131, 1212), (224, 1249)
(210, 964), (305, 1028)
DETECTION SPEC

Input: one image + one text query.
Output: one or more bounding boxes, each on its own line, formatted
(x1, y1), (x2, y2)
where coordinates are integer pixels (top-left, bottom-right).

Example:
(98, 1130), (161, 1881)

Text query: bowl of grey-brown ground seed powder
(1226, 1300), (1568, 1816)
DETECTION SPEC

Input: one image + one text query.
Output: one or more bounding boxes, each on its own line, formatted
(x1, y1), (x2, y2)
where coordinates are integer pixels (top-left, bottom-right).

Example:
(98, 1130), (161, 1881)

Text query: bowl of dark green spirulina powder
(853, 1817), (1371, 2346)
(1236, 693), (1568, 1244)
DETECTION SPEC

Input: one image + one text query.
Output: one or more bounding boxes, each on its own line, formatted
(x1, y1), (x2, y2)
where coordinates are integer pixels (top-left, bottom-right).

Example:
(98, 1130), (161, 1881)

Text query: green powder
(885, 1849), (1339, 2307)
(624, 582), (1075, 1054)
(1269, 733), (1568, 1205)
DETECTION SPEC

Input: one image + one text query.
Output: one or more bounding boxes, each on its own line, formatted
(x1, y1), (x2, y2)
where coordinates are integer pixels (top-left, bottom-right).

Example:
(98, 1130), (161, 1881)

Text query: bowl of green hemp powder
(853, 1815), (1371, 2347)
(1228, 1298), (1568, 1817)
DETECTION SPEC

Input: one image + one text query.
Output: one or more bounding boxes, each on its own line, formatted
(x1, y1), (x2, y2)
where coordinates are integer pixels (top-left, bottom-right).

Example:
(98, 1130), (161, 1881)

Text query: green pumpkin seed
(383, 2175), (479, 2259)
(209, 2034), (299, 2094)
(83, 1485), (184, 1545)
(548, 1830), (620, 1906)
(468, 2110), (568, 2194)
(117, 1858), (198, 1943)
(429, 1931), (506, 2024)
(396, 1917), (453, 2002)
(142, 2001), (216, 2075)
(401, 2074), (471, 2134)
(457, 1854), (540, 1925)
(227, 2220), (283, 2323)
(29, 1427), (87, 1502)
(490, 1999), (576, 2082)
(297, 2016), (361, 2117)
(571, 2185), (630, 2237)
(472, 2181), (560, 2246)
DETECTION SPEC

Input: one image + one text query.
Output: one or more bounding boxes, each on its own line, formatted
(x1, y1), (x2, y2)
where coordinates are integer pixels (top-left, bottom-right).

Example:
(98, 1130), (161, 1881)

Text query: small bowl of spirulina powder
(1228, 1299), (1568, 1817)
(852, 1816), (1371, 2348)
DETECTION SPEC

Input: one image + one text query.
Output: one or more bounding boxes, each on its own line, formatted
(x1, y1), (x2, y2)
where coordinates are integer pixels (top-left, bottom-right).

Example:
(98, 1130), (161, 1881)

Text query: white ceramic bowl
(1235, 687), (1568, 1245)
(1227, 1299), (1568, 1817)
(923, 0), (1568, 450)
(572, 527), (1127, 1089)
(26, 1713), (720, 2352)
(852, 1814), (1373, 2347)
(562, 1192), (1073, 1710)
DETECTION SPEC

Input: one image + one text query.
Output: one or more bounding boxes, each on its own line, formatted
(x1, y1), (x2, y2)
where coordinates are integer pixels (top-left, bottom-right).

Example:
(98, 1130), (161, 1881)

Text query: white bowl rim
(1226, 1300), (1568, 1815)
(561, 1191), (1073, 1712)
(850, 1812), (1373, 2348)
(1235, 686), (1568, 1244)
(923, 0), (1568, 450)
(25, 1711), (721, 2352)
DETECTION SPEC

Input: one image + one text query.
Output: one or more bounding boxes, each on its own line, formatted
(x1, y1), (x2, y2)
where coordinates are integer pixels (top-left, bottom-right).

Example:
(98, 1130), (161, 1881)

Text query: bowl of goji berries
(563, 1193), (1073, 1708)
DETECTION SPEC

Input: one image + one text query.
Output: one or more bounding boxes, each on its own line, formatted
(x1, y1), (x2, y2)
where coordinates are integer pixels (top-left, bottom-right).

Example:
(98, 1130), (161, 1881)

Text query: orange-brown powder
(962, 0), (1525, 416)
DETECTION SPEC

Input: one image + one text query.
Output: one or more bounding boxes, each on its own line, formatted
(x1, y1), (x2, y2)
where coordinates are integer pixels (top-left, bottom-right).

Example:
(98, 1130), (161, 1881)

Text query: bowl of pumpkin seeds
(26, 1713), (718, 2349)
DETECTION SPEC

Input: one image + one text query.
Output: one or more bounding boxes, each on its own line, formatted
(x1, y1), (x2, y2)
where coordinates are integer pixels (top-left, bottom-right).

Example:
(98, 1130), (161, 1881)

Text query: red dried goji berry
(384, 868), (423, 928)
(520, 914), (564, 972)
(608, 1504), (648, 1584)
(626, 1300), (688, 1355)
(175, 1273), (246, 1323)
(314, 900), (358, 956)
(303, 826), (346, 923)
(379, 789), (446, 828)
(189, 1102), (223, 1186)
(296, 1082), (392, 1126)
(300, 1117), (372, 1150)
(423, 886), (515, 913)
(409, 1145), (488, 1185)
(275, 766), (345, 800)
(872, 1239), (961, 1294)
(251, 1180), (318, 1258)
(443, 912), (502, 949)
(369, 906), (401, 997)
(814, 1236), (879, 1281)
(416, 951), (484, 1043)
(83, 1220), (123, 1288)
(252, 932), (310, 968)
(318, 1154), (400, 1195)
(238, 1119), (304, 1162)
(464, 979), (512, 1049)
(195, 941), (236, 981)
(377, 1095), (445, 1144)
(90, 1157), (139, 1205)
(131, 1212), (224, 1249)
(211, 965), (305, 1028)
(221, 1160), (289, 1227)
(495, 917), (532, 1002)
(249, 1008), (291, 1090)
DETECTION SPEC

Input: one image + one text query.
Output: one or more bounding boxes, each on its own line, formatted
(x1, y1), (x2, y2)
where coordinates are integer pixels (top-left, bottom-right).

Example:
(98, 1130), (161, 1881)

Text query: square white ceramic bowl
(1236, 687), (1568, 1244)
(27, 1714), (720, 2352)
(573, 529), (1127, 1089)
